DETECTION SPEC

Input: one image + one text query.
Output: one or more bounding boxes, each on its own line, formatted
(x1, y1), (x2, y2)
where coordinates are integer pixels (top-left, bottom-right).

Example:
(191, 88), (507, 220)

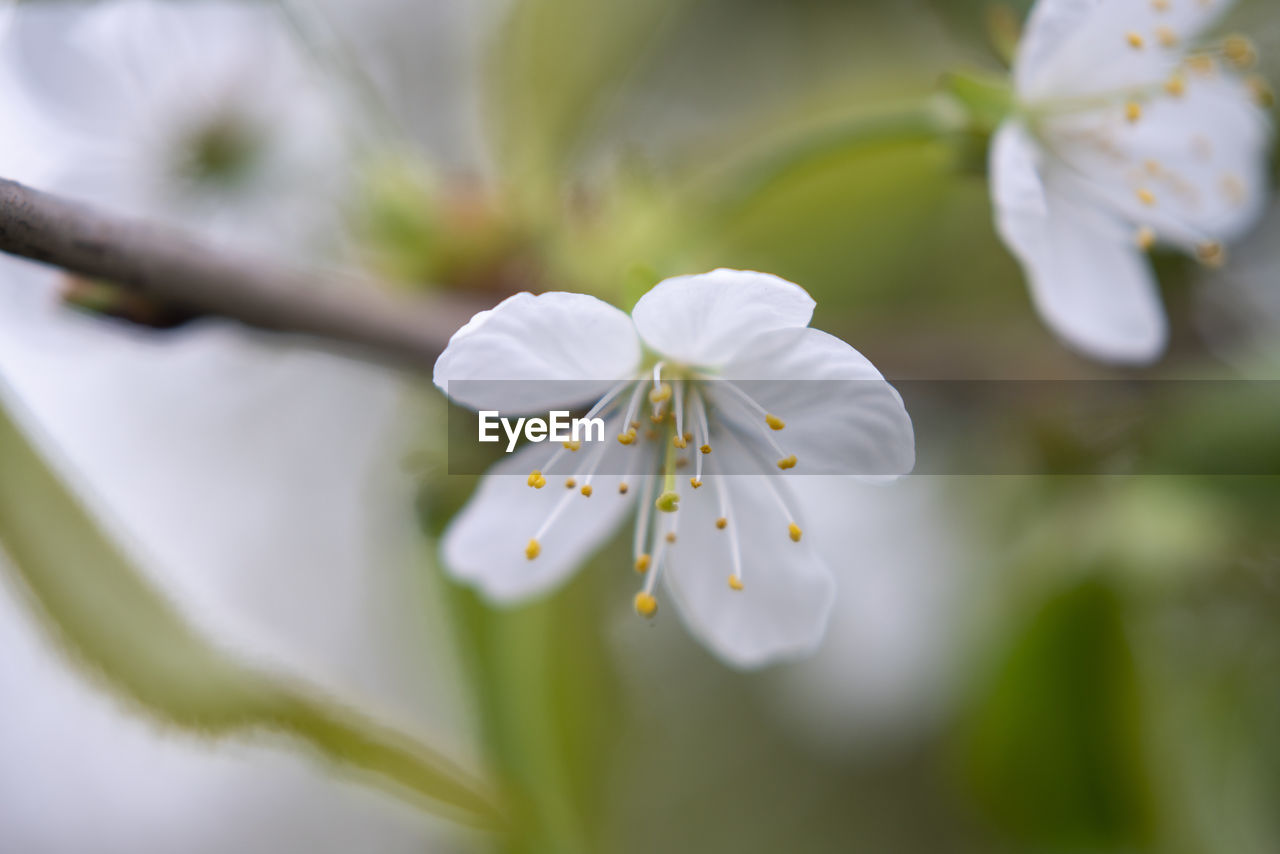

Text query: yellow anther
(634, 554), (651, 574)
(1136, 226), (1157, 251)
(619, 482), (630, 495)
(562, 440), (581, 451)
(1156, 26), (1178, 48)
(777, 455), (798, 470)
(1196, 241), (1226, 267)
(565, 478), (577, 489)
(1165, 75), (1186, 97)
(1144, 159), (1162, 176)
(648, 383), (672, 404)
(1186, 53), (1215, 75)
(645, 429), (659, 441)
(765, 413), (786, 431)
(1136, 188), (1157, 206)
(788, 523), (803, 543)
(728, 575), (744, 592)
(528, 470), (547, 489)
(1222, 174), (1246, 205)
(617, 429), (636, 445)
(666, 532), (677, 544)
(525, 539), (541, 560)
(655, 491), (680, 512)
(716, 517), (728, 530)
(1223, 35), (1256, 68)
(1125, 101), (1143, 123)
(1126, 32), (1145, 50)
(634, 592), (658, 618)
(699, 444), (712, 455)
(1248, 75), (1274, 108)
(673, 435), (687, 449)
(1151, 0), (1169, 10)
(690, 478), (703, 489)
(580, 484), (593, 497)
(650, 411), (667, 424)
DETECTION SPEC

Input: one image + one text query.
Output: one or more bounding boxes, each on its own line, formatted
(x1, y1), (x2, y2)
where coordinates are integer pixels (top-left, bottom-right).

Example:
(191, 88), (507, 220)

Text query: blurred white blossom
(992, 0), (1273, 364)
(0, 1), (473, 850)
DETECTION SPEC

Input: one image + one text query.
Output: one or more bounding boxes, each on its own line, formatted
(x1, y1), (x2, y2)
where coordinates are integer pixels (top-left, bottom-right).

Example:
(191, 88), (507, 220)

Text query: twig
(0, 177), (476, 369)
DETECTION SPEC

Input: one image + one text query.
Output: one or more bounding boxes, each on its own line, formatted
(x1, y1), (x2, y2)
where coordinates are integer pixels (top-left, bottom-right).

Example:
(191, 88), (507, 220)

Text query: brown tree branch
(0, 177), (477, 370)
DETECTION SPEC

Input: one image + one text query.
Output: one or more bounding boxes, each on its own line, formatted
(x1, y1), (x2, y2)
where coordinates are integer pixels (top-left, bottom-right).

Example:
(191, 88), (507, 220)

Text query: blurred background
(0, 0), (1277, 852)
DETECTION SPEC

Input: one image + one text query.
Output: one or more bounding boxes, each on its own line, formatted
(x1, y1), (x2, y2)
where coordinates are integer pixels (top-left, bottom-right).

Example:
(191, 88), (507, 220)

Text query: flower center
(521, 363), (806, 618)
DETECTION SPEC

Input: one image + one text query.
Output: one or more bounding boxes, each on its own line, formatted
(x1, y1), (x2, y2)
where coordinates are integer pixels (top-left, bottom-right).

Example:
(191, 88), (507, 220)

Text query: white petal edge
(433, 291), (642, 413)
(630, 269), (816, 368)
(991, 122), (1168, 364)
(712, 327), (915, 480)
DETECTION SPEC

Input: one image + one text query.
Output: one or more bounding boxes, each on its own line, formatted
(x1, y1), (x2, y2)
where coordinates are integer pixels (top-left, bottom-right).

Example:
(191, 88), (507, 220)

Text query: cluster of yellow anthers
(521, 364), (805, 618)
(1119, 14), (1272, 265)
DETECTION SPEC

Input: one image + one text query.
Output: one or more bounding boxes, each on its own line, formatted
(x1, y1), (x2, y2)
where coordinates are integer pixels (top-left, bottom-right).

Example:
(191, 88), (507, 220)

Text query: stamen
(1196, 241), (1226, 267)
(1155, 26), (1178, 48)
(634, 592), (658, 618)
(1151, 0), (1169, 10)
(672, 380), (686, 448)
(1248, 75), (1274, 108)
(753, 462), (805, 544)
(765, 414), (786, 430)
(618, 380), (646, 441)
(1165, 75), (1186, 97)
(633, 474), (659, 569)
(689, 389), (712, 486)
(563, 440), (581, 452)
(690, 478), (703, 489)
(1126, 32), (1145, 50)
(777, 455), (798, 470)
(711, 457), (745, 588)
(1136, 188), (1157, 206)
(1136, 226), (1157, 251)
(528, 470), (547, 489)
(1125, 101), (1143, 123)
(619, 483), (630, 494)
(634, 554), (651, 574)
(580, 484), (593, 497)
(642, 508), (680, 598)
(1186, 53), (1215, 75)
(1223, 35), (1257, 69)
(526, 539), (541, 560)
(565, 478), (577, 489)
(713, 379), (792, 461)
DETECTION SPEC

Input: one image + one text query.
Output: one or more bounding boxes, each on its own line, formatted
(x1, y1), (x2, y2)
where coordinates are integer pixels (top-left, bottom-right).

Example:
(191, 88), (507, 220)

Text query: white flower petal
(1017, 0), (1228, 100)
(440, 430), (644, 603)
(630, 269), (815, 367)
(662, 439), (835, 669)
(992, 122), (1168, 364)
(433, 292), (642, 412)
(712, 327), (914, 480)
(1046, 73), (1271, 249)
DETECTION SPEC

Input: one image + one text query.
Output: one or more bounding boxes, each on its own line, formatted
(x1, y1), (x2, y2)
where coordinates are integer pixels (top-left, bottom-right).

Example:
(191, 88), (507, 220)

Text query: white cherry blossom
(991, 0), (1274, 364)
(433, 269), (915, 668)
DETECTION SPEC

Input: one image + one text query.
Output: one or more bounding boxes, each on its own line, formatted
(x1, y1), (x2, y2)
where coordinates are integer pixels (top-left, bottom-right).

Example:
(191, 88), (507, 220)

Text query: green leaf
(960, 578), (1155, 851)
(0, 392), (502, 828)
